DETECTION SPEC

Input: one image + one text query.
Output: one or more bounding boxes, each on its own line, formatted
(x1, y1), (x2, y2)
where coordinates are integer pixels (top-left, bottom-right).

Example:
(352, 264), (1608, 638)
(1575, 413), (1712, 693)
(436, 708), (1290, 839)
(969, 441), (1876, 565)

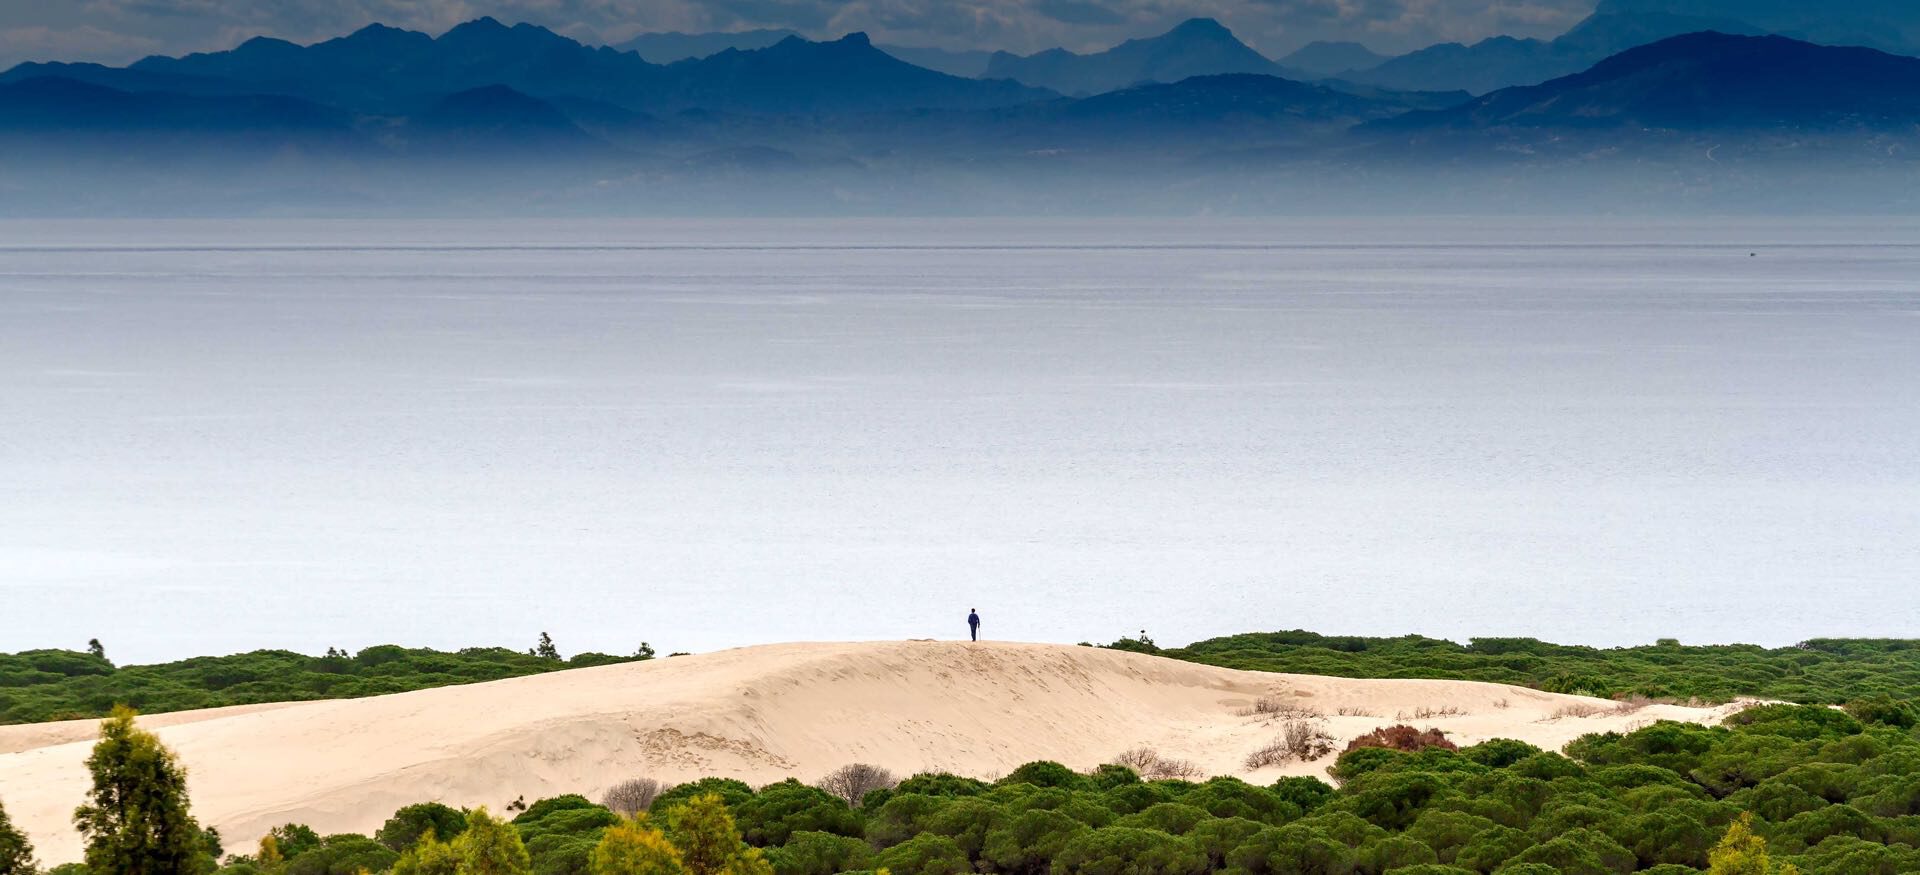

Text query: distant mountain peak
(348, 23), (409, 37)
(233, 36), (300, 53)
(985, 16), (1280, 95)
(1168, 18), (1231, 36)
(1278, 40), (1389, 77)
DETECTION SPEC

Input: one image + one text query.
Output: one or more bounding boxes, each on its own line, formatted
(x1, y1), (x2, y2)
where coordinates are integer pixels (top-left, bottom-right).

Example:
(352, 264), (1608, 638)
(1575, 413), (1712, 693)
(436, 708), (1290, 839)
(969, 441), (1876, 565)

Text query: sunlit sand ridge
(0, 640), (1741, 863)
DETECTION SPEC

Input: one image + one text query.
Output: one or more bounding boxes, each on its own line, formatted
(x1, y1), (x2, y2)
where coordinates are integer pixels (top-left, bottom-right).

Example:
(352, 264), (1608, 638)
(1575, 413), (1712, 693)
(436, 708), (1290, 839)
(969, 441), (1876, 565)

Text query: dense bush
(1152, 630), (1920, 705)
(101, 702), (1911, 875)
(0, 645), (647, 724)
(377, 803), (469, 852)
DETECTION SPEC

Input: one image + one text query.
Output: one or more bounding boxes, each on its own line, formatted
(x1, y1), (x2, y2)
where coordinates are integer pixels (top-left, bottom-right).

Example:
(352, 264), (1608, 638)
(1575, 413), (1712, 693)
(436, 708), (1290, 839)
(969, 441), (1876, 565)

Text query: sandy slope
(0, 641), (1740, 864)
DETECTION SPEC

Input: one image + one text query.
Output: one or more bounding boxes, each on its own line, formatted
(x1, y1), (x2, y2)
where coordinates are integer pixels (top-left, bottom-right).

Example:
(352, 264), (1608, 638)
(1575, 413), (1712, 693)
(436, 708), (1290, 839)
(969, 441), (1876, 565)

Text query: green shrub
(893, 773), (990, 798)
(871, 833), (968, 875)
(763, 830), (869, 875)
(1115, 803), (1210, 836)
(1000, 761), (1093, 792)
(979, 808), (1089, 874)
(1845, 696), (1919, 729)
(731, 781), (861, 846)
(1054, 827), (1207, 875)
(1222, 823), (1353, 875)
(865, 794), (948, 849)
(1454, 825), (1533, 871)
(378, 802), (470, 852)
(1461, 740), (1543, 770)
(652, 779), (754, 815)
(1269, 778), (1335, 815)
(285, 834), (400, 875)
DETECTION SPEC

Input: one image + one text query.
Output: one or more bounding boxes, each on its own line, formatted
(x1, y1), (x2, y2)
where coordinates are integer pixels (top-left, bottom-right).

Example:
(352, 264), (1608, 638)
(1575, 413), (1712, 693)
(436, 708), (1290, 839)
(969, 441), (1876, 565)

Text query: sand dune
(0, 641), (1740, 864)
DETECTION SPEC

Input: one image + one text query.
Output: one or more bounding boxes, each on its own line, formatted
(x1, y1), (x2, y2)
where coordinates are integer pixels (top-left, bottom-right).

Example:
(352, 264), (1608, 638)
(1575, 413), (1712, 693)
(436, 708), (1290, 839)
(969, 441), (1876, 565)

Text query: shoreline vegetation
(4, 691), (1918, 874)
(6, 631), (1918, 727)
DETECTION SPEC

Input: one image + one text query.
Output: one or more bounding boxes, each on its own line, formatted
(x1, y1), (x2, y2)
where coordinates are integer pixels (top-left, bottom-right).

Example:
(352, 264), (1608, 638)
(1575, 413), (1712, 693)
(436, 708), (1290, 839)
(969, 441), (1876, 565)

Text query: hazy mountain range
(1, 9), (1916, 214)
(601, 3), (1920, 97)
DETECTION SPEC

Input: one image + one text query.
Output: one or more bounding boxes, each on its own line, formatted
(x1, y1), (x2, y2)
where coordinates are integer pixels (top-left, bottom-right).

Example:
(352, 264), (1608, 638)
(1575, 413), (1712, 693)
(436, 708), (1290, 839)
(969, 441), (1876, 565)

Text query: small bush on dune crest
(1109, 748), (1204, 781)
(1344, 725), (1457, 755)
(1245, 720), (1336, 769)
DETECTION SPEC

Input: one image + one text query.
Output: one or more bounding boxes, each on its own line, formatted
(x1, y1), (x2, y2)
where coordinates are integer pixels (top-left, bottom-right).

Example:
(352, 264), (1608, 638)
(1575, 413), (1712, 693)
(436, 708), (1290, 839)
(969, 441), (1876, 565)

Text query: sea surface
(4, 218), (1918, 663)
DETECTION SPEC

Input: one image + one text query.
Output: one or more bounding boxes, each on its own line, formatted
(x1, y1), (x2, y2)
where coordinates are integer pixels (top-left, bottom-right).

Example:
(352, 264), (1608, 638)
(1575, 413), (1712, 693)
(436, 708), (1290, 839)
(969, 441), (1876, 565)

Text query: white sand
(0, 641), (1740, 864)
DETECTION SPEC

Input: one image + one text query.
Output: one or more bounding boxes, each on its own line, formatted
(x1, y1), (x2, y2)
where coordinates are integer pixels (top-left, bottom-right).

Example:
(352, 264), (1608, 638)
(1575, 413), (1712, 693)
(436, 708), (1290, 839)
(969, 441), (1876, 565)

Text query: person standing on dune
(968, 609), (981, 641)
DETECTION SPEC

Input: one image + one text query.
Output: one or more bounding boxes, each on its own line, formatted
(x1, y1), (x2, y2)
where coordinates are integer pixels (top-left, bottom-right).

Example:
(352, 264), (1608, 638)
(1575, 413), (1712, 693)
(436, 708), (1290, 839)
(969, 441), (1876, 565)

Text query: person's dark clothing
(968, 611), (981, 641)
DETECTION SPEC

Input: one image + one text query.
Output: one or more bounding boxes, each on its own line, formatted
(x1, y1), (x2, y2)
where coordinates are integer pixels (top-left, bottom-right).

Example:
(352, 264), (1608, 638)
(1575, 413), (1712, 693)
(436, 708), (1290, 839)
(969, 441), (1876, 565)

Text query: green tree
(263, 825), (324, 861)
(533, 634), (561, 661)
(871, 834), (969, 875)
(980, 808), (1088, 875)
(1222, 823), (1353, 875)
(589, 816), (686, 875)
(0, 795), (36, 875)
(666, 794), (771, 875)
(377, 803), (469, 852)
(456, 808), (532, 875)
(86, 639), (106, 661)
(72, 706), (215, 875)
(284, 835), (398, 875)
(1054, 827), (1206, 875)
(651, 781), (754, 816)
(760, 831), (870, 875)
(731, 781), (861, 847)
(998, 761), (1092, 792)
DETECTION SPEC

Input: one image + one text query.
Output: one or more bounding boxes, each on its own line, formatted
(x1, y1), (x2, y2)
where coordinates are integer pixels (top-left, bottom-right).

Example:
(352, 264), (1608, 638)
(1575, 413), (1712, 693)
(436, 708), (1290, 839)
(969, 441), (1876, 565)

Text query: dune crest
(0, 640), (1738, 863)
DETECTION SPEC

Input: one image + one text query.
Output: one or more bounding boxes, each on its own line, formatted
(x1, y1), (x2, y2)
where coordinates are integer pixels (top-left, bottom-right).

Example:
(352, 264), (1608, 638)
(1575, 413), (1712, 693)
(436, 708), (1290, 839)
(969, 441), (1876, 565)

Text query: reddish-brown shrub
(1342, 724), (1457, 754)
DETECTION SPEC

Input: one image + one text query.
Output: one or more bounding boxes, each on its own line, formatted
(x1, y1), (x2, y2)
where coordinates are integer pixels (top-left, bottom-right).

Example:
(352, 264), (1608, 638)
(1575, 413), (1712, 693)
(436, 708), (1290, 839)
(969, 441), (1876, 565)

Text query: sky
(0, 0), (1601, 68)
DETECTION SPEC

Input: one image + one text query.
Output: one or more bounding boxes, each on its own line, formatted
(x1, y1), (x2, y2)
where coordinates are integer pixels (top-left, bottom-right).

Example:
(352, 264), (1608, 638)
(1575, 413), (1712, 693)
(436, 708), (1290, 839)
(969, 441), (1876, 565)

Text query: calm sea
(4, 218), (1918, 662)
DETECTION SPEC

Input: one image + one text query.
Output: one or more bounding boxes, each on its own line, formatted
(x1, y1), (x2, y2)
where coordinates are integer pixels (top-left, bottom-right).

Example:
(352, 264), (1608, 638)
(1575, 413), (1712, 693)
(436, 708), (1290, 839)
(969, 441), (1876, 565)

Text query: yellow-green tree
(72, 706), (215, 875)
(589, 815), (687, 875)
(393, 830), (462, 875)
(1708, 813), (1802, 875)
(453, 808), (531, 875)
(667, 794), (771, 875)
(257, 834), (286, 872)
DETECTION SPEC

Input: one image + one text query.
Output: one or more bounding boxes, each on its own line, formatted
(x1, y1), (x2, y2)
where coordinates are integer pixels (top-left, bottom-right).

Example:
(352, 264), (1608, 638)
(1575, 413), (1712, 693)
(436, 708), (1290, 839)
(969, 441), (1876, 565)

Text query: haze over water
(4, 218), (1917, 663)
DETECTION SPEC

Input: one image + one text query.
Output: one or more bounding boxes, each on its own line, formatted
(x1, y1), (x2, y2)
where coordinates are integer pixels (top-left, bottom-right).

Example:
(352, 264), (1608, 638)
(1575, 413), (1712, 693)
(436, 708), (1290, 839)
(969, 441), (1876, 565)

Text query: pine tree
(86, 638), (106, 661)
(0, 795), (37, 875)
(453, 808), (530, 875)
(667, 794), (771, 875)
(72, 706), (215, 875)
(533, 633), (560, 661)
(391, 831), (460, 875)
(590, 816), (687, 875)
